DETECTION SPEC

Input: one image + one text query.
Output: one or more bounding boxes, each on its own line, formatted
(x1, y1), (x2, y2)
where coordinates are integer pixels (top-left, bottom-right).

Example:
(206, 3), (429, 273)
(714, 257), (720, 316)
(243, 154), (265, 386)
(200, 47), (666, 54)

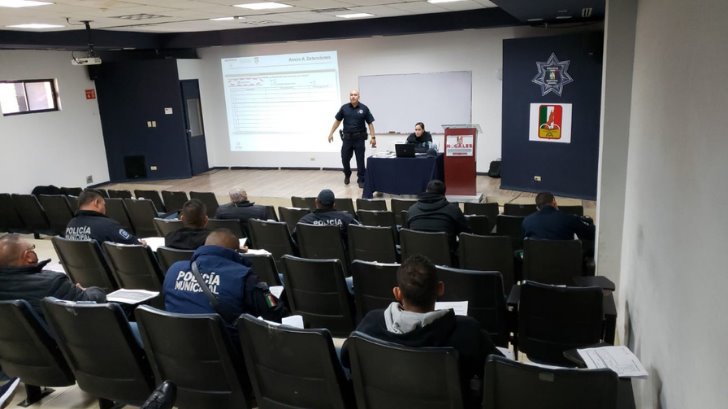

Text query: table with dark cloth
(362, 153), (444, 199)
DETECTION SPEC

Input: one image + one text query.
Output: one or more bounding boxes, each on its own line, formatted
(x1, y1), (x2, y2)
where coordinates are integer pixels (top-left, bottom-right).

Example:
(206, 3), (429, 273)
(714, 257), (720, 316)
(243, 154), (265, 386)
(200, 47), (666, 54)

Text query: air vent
(581, 8), (592, 18)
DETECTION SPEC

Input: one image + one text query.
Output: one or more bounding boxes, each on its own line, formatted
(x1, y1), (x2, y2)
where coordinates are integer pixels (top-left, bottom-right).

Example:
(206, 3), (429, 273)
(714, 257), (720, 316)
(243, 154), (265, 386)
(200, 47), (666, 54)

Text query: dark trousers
(341, 136), (366, 183)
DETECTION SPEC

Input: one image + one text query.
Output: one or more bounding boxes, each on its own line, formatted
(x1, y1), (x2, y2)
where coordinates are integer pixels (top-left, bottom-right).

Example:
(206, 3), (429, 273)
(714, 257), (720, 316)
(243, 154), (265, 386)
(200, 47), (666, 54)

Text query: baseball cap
(317, 189), (335, 206)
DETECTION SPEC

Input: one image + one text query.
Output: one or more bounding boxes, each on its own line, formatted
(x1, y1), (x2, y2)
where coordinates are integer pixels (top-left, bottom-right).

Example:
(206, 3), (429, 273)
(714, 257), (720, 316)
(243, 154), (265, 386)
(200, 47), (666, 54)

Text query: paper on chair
(143, 236), (164, 252)
(577, 345), (648, 378)
(245, 248), (272, 256)
(269, 286), (284, 299)
(107, 289), (159, 304)
(435, 301), (468, 316)
(282, 315), (304, 328)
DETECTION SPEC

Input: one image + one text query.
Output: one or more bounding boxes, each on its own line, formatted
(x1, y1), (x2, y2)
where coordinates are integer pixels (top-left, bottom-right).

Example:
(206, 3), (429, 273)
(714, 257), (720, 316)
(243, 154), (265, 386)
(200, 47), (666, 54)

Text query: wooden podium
(442, 124), (480, 195)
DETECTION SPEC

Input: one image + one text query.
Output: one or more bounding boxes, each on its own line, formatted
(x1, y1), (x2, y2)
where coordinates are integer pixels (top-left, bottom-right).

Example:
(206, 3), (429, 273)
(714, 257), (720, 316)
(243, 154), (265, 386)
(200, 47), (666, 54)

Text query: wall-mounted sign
(531, 52), (574, 96)
(529, 103), (572, 143)
(445, 134), (474, 156)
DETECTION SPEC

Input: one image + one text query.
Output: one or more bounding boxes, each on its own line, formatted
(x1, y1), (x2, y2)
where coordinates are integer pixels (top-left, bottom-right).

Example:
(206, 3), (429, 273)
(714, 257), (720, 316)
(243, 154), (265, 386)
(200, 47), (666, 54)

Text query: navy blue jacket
(163, 245), (257, 324)
(522, 205), (595, 240)
(65, 210), (139, 244)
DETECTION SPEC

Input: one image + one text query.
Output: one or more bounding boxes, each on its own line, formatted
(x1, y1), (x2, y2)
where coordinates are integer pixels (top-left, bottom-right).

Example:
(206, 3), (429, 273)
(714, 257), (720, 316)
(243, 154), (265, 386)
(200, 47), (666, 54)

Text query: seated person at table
(522, 192), (595, 241)
(406, 122), (433, 151)
(405, 179), (470, 250)
(294, 189), (359, 245)
(341, 255), (502, 408)
(165, 199), (210, 250)
(66, 189), (142, 244)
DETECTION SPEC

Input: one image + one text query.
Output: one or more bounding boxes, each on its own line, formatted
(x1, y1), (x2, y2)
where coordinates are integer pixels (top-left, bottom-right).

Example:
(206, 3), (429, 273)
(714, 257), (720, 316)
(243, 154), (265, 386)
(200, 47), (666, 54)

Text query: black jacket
(405, 192), (470, 249)
(164, 227), (210, 250)
(215, 201), (269, 233)
(65, 210), (139, 244)
(406, 131), (433, 147)
(0, 259), (106, 317)
(341, 308), (502, 408)
(522, 205), (595, 240)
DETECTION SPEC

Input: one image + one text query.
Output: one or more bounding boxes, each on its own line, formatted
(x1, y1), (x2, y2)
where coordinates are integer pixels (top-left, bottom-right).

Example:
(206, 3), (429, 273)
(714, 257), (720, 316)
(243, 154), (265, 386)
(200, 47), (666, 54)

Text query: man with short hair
(65, 189), (141, 244)
(522, 192), (595, 240)
(405, 179), (470, 250)
(294, 189), (359, 244)
(341, 255), (501, 408)
(0, 234), (106, 315)
(215, 189), (271, 235)
(163, 229), (272, 326)
(164, 199), (210, 250)
(327, 89), (377, 188)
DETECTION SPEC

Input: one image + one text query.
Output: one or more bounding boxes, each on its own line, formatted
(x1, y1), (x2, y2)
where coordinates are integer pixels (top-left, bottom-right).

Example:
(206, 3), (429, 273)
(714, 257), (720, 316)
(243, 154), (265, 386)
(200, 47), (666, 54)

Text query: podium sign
(443, 125), (478, 195)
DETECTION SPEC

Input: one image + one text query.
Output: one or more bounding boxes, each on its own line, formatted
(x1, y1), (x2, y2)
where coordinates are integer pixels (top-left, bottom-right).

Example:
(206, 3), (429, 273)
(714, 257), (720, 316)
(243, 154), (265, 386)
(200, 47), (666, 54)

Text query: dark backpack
(487, 160), (501, 178)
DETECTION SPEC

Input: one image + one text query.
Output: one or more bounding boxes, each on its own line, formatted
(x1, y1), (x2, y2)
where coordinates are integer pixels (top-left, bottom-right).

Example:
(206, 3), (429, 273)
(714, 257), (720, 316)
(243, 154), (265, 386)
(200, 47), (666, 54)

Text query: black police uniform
(406, 131), (433, 151)
(65, 210), (140, 244)
(335, 102), (374, 184)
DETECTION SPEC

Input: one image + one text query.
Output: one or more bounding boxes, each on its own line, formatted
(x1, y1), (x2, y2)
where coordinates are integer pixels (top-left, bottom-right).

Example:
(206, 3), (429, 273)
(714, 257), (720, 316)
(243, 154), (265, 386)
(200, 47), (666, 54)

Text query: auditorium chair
(399, 228), (451, 266)
(350, 260), (399, 321)
(161, 190), (189, 214)
(356, 198), (387, 211)
(51, 236), (118, 291)
(189, 191), (219, 218)
(503, 203), (538, 216)
(457, 233), (516, 293)
(37, 194), (74, 236)
(348, 224), (398, 264)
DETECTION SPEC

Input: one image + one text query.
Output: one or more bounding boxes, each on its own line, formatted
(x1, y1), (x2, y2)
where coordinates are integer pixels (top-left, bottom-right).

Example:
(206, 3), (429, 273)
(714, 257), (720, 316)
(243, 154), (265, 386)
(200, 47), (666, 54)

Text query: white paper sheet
(435, 301), (468, 316)
(577, 345), (648, 378)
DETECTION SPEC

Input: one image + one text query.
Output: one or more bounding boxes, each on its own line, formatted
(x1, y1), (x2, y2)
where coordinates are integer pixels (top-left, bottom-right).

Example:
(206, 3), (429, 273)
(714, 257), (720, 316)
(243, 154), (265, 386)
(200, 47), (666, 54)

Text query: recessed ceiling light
(234, 2), (291, 10)
(0, 0), (52, 7)
(6, 23), (63, 29)
(527, 18), (543, 22)
(555, 15), (573, 20)
(336, 13), (373, 19)
(427, 0), (466, 4)
(211, 17), (236, 21)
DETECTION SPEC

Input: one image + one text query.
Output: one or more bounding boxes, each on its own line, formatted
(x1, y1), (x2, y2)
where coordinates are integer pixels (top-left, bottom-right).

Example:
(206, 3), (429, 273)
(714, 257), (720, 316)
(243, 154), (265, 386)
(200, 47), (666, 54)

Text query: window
(0, 79), (59, 116)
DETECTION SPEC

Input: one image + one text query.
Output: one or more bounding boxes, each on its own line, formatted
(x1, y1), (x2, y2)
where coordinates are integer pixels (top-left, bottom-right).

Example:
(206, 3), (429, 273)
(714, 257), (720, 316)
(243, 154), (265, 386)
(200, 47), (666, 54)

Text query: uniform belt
(343, 131), (367, 138)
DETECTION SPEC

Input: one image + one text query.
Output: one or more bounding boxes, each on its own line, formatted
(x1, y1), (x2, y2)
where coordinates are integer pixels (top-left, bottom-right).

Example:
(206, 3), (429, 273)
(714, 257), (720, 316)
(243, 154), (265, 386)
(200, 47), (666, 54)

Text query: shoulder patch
(118, 229), (131, 239)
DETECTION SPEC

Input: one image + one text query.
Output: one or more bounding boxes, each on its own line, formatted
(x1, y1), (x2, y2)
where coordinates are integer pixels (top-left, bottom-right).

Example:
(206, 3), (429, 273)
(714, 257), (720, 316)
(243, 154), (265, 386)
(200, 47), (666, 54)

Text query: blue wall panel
(95, 59), (192, 182)
(501, 32), (603, 199)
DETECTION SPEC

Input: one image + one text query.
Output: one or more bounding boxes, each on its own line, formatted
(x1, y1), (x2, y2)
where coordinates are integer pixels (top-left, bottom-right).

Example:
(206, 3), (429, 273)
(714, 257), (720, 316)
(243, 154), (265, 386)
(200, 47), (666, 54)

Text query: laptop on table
(395, 144), (415, 158)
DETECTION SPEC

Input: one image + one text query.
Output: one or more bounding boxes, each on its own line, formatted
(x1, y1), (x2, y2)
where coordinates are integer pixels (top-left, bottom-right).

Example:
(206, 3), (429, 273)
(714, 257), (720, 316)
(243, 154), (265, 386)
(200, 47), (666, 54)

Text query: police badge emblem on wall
(531, 52), (574, 97)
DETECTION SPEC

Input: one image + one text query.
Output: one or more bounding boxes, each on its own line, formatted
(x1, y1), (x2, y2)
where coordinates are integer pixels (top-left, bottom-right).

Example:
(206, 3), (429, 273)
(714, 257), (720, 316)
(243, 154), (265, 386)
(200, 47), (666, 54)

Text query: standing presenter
(327, 89), (376, 188)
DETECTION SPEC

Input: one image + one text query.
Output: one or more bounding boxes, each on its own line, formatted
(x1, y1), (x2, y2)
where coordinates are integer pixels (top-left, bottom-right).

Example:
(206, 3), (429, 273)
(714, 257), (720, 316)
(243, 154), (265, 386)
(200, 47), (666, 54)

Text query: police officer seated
(65, 189), (141, 244)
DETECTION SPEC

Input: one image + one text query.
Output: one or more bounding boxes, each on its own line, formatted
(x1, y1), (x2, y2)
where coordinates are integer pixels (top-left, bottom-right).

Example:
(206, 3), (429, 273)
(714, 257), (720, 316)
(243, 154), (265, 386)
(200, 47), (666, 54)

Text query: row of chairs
(49, 236), (283, 293)
(0, 295), (617, 409)
(294, 196), (583, 221)
(97, 188), (220, 216)
(0, 190), (221, 238)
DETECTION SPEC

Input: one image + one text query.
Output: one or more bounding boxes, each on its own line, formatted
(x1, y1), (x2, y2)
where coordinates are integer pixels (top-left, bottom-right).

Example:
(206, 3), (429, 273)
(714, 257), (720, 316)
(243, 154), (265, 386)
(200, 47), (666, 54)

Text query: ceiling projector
(71, 56), (102, 66)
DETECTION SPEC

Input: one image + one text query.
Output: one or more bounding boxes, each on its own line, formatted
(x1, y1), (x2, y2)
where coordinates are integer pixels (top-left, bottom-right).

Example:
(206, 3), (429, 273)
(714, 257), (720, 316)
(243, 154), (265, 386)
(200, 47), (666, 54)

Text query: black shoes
(141, 381), (176, 409)
(344, 175), (351, 185)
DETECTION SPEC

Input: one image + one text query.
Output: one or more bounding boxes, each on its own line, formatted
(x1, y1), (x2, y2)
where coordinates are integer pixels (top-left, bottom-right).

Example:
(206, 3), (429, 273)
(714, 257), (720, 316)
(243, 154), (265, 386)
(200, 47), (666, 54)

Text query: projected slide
(221, 51), (341, 152)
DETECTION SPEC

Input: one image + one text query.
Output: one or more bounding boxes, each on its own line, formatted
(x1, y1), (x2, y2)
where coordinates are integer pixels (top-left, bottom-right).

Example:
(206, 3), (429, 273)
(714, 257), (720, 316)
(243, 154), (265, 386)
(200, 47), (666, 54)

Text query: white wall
(0, 50), (108, 193)
(595, 0), (637, 308)
(179, 25), (586, 171)
(619, 0), (728, 407)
